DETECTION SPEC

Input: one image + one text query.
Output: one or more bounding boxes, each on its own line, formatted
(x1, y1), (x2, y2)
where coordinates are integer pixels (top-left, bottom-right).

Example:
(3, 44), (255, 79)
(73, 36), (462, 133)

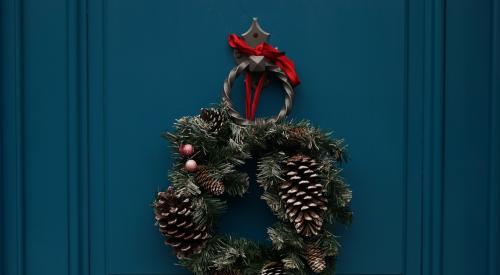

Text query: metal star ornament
(233, 18), (272, 72)
(241, 17), (270, 47)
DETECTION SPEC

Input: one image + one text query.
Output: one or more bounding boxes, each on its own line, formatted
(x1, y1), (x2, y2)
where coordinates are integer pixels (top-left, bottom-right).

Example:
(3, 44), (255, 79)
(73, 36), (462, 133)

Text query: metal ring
(222, 60), (295, 126)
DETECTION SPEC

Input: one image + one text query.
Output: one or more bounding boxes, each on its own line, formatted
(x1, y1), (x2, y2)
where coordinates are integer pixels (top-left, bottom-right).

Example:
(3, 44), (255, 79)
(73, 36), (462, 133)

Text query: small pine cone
(261, 262), (286, 275)
(306, 242), (327, 273)
(153, 187), (211, 258)
(200, 108), (224, 133)
(280, 154), (328, 237)
(195, 167), (224, 195)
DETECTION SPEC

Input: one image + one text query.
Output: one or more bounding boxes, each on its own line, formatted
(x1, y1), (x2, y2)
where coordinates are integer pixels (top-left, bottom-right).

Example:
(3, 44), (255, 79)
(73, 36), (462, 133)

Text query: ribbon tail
(276, 56), (300, 87)
(244, 72), (252, 120)
(250, 73), (267, 120)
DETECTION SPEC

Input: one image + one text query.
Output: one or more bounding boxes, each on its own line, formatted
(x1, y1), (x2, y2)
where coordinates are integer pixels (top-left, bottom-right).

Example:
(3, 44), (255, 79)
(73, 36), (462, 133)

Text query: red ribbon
(228, 34), (300, 120)
(243, 73), (266, 120)
(228, 34), (300, 86)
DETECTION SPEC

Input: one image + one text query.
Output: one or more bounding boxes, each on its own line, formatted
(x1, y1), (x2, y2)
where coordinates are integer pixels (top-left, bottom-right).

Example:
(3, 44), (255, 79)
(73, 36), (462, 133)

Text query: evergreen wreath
(153, 105), (352, 274)
(152, 20), (352, 275)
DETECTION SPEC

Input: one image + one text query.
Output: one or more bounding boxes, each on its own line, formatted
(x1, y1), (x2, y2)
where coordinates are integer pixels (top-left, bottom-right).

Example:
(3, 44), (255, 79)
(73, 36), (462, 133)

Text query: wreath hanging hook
(224, 18), (300, 125)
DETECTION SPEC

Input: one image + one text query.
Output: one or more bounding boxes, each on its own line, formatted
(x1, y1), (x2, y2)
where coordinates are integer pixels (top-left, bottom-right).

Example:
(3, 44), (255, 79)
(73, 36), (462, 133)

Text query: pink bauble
(184, 159), (198, 172)
(181, 144), (194, 156)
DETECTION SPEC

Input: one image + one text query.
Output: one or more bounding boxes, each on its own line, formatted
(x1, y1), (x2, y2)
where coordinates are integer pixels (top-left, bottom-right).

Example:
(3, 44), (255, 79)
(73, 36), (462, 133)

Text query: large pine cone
(306, 242), (327, 273)
(261, 262), (286, 275)
(154, 187), (211, 258)
(196, 167), (224, 195)
(200, 108), (224, 133)
(280, 154), (328, 237)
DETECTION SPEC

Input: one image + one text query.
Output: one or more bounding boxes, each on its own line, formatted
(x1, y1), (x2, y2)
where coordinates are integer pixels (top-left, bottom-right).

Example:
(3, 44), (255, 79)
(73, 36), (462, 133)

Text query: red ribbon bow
(228, 34), (300, 86)
(228, 34), (300, 120)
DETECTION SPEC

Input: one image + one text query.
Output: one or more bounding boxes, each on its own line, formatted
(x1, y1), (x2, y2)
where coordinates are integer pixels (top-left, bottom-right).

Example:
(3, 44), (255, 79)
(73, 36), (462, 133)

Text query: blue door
(1, 0), (499, 275)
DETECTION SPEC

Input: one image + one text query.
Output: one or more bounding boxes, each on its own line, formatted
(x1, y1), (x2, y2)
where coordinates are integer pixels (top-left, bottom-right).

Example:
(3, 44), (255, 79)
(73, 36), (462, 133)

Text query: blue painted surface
(1, 0), (498, 275)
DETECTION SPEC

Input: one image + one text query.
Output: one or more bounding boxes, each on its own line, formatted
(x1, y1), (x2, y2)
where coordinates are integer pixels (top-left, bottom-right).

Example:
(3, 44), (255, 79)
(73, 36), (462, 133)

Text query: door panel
(92, 1), (409, 274)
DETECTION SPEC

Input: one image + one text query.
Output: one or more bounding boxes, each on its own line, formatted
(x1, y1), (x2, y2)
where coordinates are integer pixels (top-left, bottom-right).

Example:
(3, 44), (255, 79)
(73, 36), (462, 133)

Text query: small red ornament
(179, 144), (194, 156)
(184, 159), (198, 172)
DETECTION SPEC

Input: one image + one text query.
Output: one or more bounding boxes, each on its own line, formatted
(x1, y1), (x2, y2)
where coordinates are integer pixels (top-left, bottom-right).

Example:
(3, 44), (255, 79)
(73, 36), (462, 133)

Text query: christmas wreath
(152, 19), (352, 275)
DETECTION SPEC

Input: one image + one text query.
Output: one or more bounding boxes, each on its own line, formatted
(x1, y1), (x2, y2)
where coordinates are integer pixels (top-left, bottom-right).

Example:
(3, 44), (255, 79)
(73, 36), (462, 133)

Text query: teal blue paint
(1, 0), (25, 274)
(421, 0), (445, 274)
(443, 0), (497, 274)
(490, 2), (500, 274)
(1, 0), (498, 275)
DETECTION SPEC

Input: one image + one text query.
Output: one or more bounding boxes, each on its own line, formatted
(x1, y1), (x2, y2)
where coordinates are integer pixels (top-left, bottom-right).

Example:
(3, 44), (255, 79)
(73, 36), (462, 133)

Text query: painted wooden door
(1, 0), (499, 275)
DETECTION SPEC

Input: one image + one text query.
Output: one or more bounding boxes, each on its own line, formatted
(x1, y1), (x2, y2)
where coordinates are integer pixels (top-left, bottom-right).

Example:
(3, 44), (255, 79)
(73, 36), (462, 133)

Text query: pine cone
(200, 108), (224, 133)
(154, 187), (211, 258)
(261, 262), (286, 275)
(306, 242), (327, 273)
(196, 167), (224, 195)
(280, 154), (327, 237)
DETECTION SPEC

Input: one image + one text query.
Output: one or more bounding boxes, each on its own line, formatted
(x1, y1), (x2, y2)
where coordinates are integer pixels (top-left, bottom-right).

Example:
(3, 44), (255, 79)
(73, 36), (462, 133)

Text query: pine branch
(282, 252), (307, 274)
(168, 169), (201, 196)
(261, 191), (286, 220)
(192, 195), (227, 229)
(267, 223), (305, 251)
(257, 153), (286, 190)
(224, 171), (250, 197)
